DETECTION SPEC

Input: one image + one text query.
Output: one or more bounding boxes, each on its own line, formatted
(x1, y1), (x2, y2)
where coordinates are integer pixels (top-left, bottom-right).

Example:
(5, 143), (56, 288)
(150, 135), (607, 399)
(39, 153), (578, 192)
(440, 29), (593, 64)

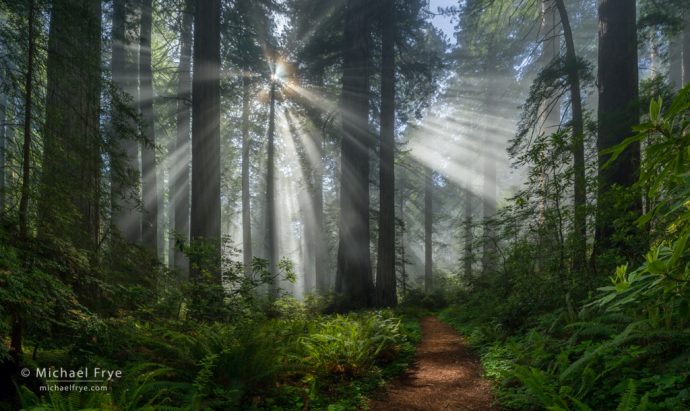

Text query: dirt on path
(368, 317), (498, 411)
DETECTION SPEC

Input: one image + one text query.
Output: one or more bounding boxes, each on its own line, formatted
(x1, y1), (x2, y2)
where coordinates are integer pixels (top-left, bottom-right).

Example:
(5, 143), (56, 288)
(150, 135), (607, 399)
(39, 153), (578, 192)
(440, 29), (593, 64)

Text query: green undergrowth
(13, 303), (420, 411)
(438, 86), (690, 411)
(441, 302), (690, 411)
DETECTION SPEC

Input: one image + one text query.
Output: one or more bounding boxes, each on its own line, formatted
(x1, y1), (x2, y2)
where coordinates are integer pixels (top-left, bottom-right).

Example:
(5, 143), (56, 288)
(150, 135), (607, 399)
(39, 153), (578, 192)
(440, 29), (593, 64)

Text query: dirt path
(369, 317), (498, 411)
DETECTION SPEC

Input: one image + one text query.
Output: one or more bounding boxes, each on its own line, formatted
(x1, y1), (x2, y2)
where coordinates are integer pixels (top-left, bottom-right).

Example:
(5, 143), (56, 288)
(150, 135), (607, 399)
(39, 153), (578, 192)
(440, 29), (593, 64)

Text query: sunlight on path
(369, 317), (498, 411)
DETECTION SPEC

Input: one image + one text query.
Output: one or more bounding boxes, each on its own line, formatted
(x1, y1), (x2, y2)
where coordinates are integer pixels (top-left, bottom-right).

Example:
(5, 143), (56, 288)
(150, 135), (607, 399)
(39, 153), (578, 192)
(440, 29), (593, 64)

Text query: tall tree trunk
(41, 0), (102, 252)
(300, 70), (328, 295)
(424, 167), (433, 292)
(335, 0), (373, 309)
(463, 186), (473, 278)
(669, 34), (682, 89)
(140, 0), (158, 255)
(594, 0), (641, 269)
(12, 0), (37, 362)
(375, 0), (396, 307)
(683, 10), (690, 86)
(266, 80), (278, 299)
(190, 0), (221, 280)
(398, 169), (407, 294)
(0, 65), (6, 217)
(312, 73), (328, 295)
(538, 0), (560, 222)
(112, 0), (141, 244)
(312, 114), (328, 295)
(241, 74), (253, 278)
(554, 0), (586, 274)
(481, 122), (497, 274)
(19, 0), (36, 241)
(171, 0), (192, 277)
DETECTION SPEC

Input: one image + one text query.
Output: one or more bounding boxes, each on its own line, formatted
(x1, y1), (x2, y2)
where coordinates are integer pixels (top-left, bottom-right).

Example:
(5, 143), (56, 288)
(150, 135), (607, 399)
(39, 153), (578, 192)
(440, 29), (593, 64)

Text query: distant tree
(463, 186), (473, 278)
(139, 0), (158, 255)
(266, 71), (278, 298)
(111, 0), (141, 244)
(424, 166), (433, 292)
(683, 13), (690, 85)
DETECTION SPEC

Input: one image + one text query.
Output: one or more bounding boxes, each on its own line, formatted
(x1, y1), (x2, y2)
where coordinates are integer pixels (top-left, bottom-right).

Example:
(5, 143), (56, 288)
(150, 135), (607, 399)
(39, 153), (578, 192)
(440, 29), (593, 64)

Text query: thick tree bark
(41, 0), (102, 252)
(112, 0), (141, 244)
(171, 0), (192, 277)
(424, 167), (433, 292)
(140, 0), (158, 255)
(594, 0), (641, 268)
(554, 0), (586, 273)
(241, 75), (253, 278)
(375, 0), (397, 307)
(266, 80), (278, 298)
(335, 0), (373, 309)
(190, 0), (221, 280)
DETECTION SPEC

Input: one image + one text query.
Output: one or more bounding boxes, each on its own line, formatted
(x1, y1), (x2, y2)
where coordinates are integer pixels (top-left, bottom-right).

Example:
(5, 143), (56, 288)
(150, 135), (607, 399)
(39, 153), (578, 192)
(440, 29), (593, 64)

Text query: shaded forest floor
(369, 317), (498, 411)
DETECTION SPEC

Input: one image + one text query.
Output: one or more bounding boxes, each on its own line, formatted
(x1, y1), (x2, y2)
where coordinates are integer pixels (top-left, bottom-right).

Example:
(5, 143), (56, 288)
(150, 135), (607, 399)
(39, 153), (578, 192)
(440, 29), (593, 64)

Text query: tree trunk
(190, 0), (221, 280)
(19, 0), (36, 241)
(594, 0), (641, 269)
(538, 0), (560, 222)
(112, 0), (141, 244)
(171, 0), (192, 277)
(375, 0), (396, 307)
(266, 80), (278, 299)
(669, 34), (682, 89)
(554, 0), (586, 274)
(335, 0), (373, 309)
(398, 169), (407, 295)
(241, 74), (253, 278)
(424, 167), (433, 292)
(12, 0), (37, 362)
(683, 11), (690, 86)
(140, 0), (158, 255)
(312, 74), (328, 295)
(41, 0), (102, 253)
(481, 123), (497, 274)
(463, 186), (473, 278)
(0, 63), (6, 217)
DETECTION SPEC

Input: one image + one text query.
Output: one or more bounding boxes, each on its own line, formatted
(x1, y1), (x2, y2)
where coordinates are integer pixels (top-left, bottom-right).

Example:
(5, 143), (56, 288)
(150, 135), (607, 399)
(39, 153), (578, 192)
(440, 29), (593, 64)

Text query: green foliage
(441, 87), (690, 410)
(11, 304), (418, 410)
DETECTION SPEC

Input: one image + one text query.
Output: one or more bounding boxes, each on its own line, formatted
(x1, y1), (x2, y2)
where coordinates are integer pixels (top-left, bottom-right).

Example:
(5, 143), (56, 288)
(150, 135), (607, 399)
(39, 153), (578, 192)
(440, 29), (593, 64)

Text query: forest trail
(368, 317), (498, 411)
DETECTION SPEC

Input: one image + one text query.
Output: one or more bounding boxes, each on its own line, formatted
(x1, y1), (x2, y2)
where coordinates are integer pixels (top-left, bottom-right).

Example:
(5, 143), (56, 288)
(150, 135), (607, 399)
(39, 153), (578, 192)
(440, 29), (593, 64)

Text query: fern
(616, 380), (638, 411)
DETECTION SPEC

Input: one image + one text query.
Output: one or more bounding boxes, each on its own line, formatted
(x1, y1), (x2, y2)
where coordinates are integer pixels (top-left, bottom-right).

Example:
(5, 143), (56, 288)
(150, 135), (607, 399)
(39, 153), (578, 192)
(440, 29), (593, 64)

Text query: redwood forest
(0, 0), (689, 409)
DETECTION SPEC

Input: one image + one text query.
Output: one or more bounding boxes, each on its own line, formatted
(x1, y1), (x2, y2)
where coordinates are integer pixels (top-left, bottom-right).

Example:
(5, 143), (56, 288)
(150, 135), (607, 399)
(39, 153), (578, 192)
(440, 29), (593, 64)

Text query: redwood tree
(335, 0), (373, 309)
(594, 0), (642, 269)
(190, 0), (221, 279)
